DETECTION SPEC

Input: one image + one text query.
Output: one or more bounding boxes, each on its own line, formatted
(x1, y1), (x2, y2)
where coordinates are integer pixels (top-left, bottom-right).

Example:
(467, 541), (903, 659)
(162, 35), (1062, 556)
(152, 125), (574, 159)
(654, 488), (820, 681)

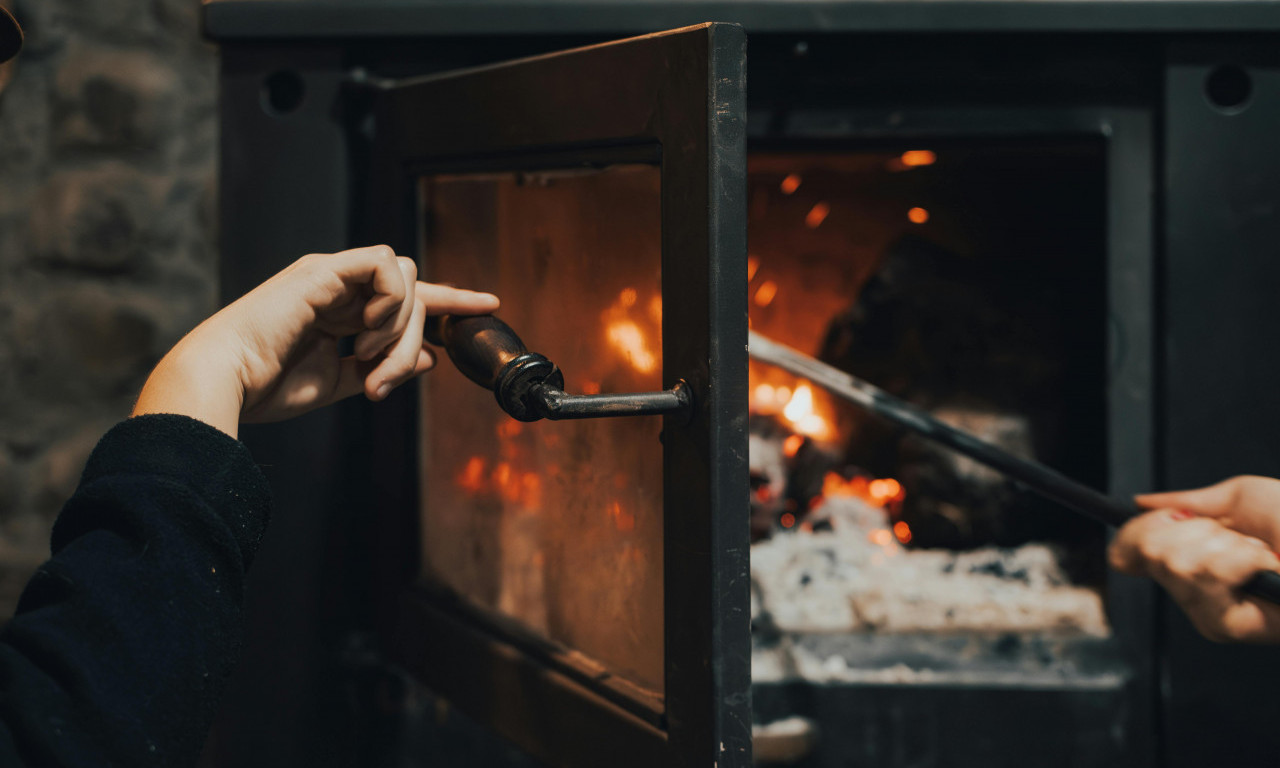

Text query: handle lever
(424, 314), (692, 423)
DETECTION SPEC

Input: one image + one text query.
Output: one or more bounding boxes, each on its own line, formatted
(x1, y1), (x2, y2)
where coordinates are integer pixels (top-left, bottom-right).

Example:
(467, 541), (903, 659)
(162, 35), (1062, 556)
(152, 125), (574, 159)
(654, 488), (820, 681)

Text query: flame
(900, 150), (937, 167)
(869, 477), (903, 503)
(780, 173), (802, 195)
(908, 207), (930, 224)
(619, 287), (638, 307)
(805, 202), (830, 229)
(497, 420), (523, 438)
(458, 456), (486, 493)
(609, 501), (636, 532)
(819, 471), (905, 511)
(648, 295), (662, 324)
(754, 280), (779, 307)
(606, 320), (658, 374)
(783, 434), (805, 458)
(782, 384), (832, 440)
(894, 520), (913, 544)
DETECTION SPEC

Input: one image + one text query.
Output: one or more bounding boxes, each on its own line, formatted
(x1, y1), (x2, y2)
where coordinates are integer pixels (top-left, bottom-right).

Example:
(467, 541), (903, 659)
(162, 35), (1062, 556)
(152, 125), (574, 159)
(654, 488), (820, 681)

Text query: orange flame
(782, 384), (832, 440)
(780, 173), (802, 195)
(805, 202), (831, 229)
(609, 501), (636, 532)
(754, 280), (779, 307)
(900, 150), (937, 167)
(458, 456), (486, 493)
(606, 320), (658, 374)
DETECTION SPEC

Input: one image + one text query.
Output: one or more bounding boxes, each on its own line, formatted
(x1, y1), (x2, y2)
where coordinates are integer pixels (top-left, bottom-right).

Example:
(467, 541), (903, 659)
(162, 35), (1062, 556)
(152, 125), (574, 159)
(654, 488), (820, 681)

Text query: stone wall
(0, 0), (217, 614)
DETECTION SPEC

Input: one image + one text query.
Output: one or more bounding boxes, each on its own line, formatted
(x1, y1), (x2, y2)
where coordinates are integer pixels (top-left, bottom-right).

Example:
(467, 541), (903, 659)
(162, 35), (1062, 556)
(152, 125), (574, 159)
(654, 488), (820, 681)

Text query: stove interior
(746, 142), (1116, 688)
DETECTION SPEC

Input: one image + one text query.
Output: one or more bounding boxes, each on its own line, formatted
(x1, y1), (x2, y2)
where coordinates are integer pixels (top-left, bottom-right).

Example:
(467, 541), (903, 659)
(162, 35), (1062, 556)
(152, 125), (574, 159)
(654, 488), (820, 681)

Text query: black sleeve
(0, 414), (272, 767)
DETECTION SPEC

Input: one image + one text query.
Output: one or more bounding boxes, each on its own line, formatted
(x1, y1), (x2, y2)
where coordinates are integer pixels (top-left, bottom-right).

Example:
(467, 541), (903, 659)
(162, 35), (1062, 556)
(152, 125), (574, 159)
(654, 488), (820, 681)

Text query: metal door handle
(424, 314), (693, 423)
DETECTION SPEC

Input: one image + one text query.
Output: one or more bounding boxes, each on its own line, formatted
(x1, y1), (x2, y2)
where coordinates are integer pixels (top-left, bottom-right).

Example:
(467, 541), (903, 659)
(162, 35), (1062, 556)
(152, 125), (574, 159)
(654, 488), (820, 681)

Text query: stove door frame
(363, 23), (750, 768)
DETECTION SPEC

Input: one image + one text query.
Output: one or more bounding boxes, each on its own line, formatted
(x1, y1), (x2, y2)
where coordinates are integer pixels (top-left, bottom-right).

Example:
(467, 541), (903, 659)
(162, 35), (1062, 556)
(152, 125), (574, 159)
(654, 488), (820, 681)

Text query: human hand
(1110, 475), (1280, 642)
(132, 245), (499, 438)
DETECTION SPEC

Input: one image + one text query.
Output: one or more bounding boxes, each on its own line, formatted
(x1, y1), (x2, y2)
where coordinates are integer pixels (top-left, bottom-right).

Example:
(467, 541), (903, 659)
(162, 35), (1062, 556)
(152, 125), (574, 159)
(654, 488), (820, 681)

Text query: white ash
(751, 494), (1109, 637)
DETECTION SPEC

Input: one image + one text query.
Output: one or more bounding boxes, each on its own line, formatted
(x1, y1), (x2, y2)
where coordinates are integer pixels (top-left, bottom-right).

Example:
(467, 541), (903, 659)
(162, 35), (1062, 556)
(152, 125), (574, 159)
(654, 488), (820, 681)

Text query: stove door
(365, 23), (749, 768)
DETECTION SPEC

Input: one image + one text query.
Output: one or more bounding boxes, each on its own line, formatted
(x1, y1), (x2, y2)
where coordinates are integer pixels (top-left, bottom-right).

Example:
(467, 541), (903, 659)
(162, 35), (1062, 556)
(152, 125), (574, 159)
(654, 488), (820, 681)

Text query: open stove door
(364, 23), (749, 768)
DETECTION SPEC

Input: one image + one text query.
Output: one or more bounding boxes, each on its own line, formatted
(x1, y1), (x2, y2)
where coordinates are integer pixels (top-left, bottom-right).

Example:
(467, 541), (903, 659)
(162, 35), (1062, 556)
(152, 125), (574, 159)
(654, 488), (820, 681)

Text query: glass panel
(416, 164), (664, 697)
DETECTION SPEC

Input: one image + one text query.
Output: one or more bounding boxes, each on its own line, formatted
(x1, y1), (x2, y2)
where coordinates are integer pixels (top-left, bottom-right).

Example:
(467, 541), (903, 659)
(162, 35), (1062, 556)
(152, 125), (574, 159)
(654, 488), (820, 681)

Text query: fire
(900, 150), (937, 167)
(648, 295), (662, 323)
(819, 471), (905, 511)
(619, 287), (638, 307)
(782, 384), (832, 440)
(609, 501), (636, 532)
(780, 173), (802, 195)
(804, 201), (830, 229)
(458, 456), (486, 493)
(606, 320), (658, 374)
(782, 434), (805, 458)
(869, 477), (903, 503)
(754, 280), (778, 307)
(908, 206), (930, 224)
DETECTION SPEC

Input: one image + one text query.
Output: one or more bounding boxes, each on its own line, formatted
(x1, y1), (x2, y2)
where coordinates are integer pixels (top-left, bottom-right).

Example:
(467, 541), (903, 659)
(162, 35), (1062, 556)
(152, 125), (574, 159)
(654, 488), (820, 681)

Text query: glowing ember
(804, 201), (830, 229)
(606, 321), (658, 374)
(818, 471), (905, 513)
(900, 150), (937, 167)
(780, 173), (802, 195)
(754, 280), (779, 307)
(894, 520), (913, 544)
(581, 380), (602, 395)
(908, 206), (930, 224)
(869, 477), (904, 503)
(783, 434), (805, 458)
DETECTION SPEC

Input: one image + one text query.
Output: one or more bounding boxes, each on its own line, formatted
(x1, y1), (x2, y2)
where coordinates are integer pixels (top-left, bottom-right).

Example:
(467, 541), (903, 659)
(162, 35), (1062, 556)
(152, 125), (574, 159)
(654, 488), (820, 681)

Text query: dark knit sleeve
(0, 414), (272, 767)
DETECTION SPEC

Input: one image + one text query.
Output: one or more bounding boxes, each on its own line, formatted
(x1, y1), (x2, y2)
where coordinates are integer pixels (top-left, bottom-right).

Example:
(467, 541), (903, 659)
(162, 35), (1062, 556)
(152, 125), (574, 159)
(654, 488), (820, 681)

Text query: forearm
(132, 322), (246, 439)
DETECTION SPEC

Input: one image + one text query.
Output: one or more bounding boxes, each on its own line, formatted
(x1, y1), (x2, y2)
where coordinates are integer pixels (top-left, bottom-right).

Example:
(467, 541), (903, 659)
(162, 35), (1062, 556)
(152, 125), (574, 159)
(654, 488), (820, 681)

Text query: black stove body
(207, 3), (1280, 767)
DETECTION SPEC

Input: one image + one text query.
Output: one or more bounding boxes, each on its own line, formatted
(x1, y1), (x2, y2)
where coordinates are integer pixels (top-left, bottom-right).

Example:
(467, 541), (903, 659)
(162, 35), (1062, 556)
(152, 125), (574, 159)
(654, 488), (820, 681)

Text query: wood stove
(207, 3), (1280, 767)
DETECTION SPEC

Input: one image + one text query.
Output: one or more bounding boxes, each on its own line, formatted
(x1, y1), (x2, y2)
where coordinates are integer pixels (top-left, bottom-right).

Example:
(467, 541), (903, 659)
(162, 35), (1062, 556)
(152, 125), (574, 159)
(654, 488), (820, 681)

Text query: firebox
(208, 4), (1280, 768)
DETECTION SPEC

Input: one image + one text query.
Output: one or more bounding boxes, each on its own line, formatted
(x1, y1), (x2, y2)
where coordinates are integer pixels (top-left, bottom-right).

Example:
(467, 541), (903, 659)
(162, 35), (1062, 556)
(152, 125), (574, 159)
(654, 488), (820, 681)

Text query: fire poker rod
(747, 329), (1280, 606)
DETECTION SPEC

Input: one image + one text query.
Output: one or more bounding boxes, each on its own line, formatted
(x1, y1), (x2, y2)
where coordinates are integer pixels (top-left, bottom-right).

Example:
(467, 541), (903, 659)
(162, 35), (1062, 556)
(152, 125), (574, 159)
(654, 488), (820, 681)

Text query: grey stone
(28, 163), (166, 272)
(11, 282), (163, 404)
(53, 40), (179, 151)
(0, 0), (216, 613)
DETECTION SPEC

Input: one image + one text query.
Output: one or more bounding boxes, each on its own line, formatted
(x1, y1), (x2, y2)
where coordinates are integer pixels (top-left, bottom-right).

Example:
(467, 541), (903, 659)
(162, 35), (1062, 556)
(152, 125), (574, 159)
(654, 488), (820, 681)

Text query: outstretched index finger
(416, 282), (500, 316)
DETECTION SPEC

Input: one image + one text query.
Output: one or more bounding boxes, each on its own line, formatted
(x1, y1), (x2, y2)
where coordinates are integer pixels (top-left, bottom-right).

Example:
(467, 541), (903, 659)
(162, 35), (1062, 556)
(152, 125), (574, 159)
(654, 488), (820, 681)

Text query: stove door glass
(418, 164), (665, 697)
